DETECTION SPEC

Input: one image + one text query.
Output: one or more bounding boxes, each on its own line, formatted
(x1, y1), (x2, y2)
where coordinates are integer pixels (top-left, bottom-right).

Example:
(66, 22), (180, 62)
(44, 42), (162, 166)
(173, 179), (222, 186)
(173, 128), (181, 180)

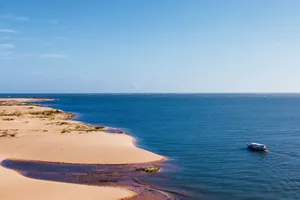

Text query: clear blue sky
(0, 0), (299, 93)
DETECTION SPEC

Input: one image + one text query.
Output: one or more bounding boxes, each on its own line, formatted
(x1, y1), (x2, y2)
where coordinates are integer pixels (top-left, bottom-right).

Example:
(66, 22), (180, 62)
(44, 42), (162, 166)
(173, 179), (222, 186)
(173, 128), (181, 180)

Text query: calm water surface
(1, 94), (300, 200)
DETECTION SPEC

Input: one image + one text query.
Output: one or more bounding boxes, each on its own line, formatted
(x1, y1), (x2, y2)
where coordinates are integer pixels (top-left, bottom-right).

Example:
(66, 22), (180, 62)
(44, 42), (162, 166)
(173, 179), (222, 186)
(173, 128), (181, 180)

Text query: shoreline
(28, 98), (168, 163)
(0, 98), (166, 200)
(0, 97), (165, 164)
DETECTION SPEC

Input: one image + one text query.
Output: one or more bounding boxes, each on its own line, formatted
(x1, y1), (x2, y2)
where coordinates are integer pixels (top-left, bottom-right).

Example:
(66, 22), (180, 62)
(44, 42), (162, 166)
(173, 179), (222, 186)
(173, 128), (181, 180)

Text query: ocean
(1, 94), (300, 200)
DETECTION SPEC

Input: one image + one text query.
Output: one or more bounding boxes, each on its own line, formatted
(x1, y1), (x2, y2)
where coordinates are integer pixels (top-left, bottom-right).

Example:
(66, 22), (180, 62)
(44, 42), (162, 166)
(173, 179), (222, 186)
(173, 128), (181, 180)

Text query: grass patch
(59, 123), (105, 134)
(57, 121), (71, 126)
(29, 109), (69, 120)
(74, 124), (105, 132)
(64, 113), (75, 119)
(61, 128), (72, 134)
(94, 126), (106, 131)
(107, 172), (121, 177)
(30, 109), (63, 115)
(0, 129), (18, 138)
(24, 103), (40, 107)
(0, 112), (22, 117)
(135, 166), (161, 173)
(2, 118), (14, 121)
(0, 100), (22, 106)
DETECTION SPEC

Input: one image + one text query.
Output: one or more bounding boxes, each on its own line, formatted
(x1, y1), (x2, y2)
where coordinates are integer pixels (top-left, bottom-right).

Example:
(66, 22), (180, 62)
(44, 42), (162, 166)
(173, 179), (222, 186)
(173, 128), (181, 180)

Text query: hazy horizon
(1, 92), (300, 95)
(1, 0), (300, 93)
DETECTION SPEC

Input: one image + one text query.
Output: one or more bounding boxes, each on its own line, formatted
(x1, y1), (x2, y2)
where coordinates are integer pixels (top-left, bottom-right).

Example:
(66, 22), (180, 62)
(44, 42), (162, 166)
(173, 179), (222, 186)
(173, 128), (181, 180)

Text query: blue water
(1, 94), (300, 200)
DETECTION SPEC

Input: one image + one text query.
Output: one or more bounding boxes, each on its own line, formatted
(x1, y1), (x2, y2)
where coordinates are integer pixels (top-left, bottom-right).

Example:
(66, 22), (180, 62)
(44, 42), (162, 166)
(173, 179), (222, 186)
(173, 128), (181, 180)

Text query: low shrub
(135, 166), (161, 173)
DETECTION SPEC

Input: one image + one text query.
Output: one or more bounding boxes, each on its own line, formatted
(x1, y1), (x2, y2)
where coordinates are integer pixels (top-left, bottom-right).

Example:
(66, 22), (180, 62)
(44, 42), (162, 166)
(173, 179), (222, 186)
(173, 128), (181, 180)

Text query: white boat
(247, 142), (267, 151)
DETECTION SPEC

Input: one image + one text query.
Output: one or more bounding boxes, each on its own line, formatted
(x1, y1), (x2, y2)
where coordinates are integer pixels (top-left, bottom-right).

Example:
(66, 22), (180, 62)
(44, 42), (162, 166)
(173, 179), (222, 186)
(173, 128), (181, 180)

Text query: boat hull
(247, 143), (267, 151)
(248, 146), (266, 151)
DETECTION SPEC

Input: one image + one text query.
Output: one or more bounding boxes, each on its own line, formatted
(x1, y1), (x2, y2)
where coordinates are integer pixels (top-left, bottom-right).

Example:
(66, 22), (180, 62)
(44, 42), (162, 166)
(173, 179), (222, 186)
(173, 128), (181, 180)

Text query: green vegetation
(94, 126), (106, 131)
(74, 124), (105, 132)
(2, 118), (14, 121)
(24, 103), (40, 107)
(107, 172), (121, 177)
(135, 166), (161, 173)
(29, 109), (73, 120)
(0, 101), (22, 106)
(64, 113), (75, 119)
(56, 121), (71, 126)
(0, 129), (18, 137)
(59, 123), (105, 134)
(30, 109), (63, 115)
(61, 128), (72, 134)
(0, 111), (22, 117)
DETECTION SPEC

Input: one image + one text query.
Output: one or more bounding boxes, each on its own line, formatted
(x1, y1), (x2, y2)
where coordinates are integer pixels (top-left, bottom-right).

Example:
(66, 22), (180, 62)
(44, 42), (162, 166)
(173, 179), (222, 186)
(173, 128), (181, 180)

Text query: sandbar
(0, 98), (165, 200)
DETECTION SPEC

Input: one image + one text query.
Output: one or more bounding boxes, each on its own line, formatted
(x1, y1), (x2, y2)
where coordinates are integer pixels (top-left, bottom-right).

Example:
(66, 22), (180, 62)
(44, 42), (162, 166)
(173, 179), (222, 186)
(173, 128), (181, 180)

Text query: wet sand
(1, 159), (188, 200)
(0, 159), (135, 200)
(0, 98), (165, 200)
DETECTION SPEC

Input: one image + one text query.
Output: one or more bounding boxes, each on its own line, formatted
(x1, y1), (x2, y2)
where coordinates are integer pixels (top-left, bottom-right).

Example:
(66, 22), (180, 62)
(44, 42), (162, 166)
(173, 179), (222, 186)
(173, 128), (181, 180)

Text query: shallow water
(1, 159), (184, 200)
(1, 94), (300, 200)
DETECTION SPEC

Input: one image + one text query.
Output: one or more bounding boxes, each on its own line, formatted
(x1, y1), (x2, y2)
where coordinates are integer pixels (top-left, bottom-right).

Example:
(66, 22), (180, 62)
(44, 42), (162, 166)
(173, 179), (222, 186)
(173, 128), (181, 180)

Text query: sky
(0, 0), (300, 93)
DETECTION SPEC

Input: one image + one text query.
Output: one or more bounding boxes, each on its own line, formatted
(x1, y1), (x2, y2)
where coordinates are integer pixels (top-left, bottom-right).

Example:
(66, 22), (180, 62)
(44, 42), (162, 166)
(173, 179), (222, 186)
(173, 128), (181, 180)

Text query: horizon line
(1, 92), (300, 95)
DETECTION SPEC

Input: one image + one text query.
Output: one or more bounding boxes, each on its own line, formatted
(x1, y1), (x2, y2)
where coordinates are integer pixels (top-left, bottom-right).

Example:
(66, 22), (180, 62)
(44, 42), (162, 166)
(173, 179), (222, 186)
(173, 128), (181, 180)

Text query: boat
(247, 142), (267, 151)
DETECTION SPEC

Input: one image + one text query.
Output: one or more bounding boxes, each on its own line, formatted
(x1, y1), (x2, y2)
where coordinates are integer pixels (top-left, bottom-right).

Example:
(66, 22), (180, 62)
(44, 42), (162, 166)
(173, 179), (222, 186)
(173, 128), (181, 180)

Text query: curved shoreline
(0, 97), (165, 164)
(0, 98), (167, 200)
(40, 98), (168, 164)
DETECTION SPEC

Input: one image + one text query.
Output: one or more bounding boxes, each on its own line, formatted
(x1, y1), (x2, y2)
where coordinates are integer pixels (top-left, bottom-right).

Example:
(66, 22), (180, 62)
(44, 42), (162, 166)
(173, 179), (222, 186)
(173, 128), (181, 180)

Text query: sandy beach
(0, 98), (164, 200)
